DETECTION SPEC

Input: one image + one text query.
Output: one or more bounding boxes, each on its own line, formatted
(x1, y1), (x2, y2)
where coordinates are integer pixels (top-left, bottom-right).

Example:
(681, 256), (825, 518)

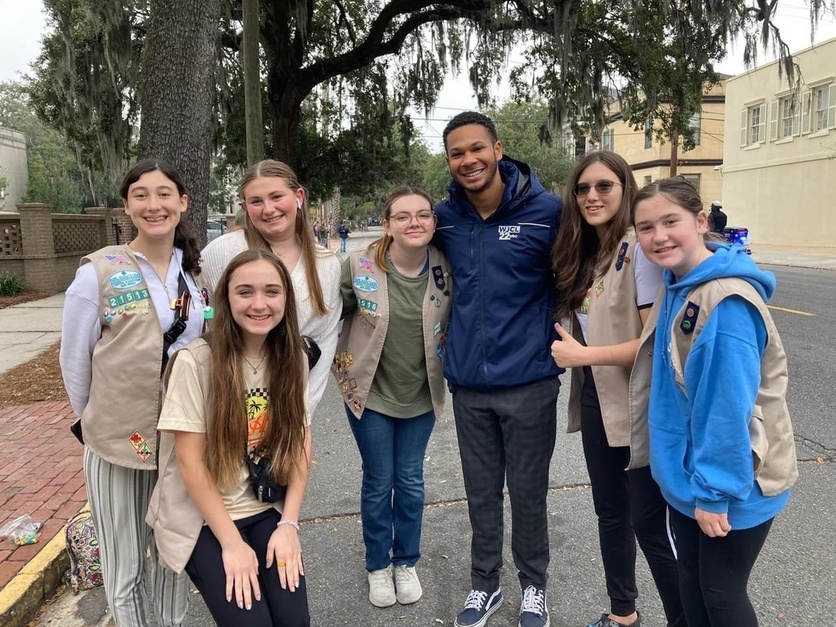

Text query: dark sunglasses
(574, 180), (622, 197)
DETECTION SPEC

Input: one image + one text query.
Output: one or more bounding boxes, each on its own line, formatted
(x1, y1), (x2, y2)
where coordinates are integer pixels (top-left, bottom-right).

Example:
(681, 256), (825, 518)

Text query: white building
(0, 127), (28, 211)
(723, 36), (836, 247)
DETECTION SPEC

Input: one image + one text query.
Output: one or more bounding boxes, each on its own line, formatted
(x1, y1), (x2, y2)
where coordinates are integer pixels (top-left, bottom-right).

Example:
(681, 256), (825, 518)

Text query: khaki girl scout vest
(81, 246), (170, 469)
(566, 231), (642, 447)
(629, 277), (798, 497)
(146, 339), (211, 573)
(333, 245), (452, 419)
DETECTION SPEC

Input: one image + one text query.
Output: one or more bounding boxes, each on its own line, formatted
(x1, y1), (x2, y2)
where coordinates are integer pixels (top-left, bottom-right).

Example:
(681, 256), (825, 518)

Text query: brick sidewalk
(0, 401), (86, 590)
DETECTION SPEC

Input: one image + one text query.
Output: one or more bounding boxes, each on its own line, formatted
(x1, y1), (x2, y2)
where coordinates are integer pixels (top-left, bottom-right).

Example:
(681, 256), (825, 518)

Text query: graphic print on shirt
(245, 387), (269, 449)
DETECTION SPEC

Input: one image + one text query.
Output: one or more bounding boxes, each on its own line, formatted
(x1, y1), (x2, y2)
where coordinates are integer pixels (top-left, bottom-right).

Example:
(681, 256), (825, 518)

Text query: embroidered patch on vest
(680, 301), (700, 335)
(615, 241), (629, 270)
(432, 266), (446, 291)
(353, 275), (379, 293)
(103, 254), (131, 265)
(358, 298), (378, 314)
(129, 431), (152, 463)
(108, 270), (143, 291)
(108, 288), (150, 308)
(359, 257), (374, 272)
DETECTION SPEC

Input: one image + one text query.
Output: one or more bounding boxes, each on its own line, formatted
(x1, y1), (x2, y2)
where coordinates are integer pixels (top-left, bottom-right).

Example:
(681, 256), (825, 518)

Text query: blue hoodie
(649, 243), (790, 530)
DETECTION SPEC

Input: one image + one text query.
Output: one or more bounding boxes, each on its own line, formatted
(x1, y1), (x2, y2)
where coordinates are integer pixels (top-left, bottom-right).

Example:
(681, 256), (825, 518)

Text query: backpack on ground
(65, 511), (103, 593)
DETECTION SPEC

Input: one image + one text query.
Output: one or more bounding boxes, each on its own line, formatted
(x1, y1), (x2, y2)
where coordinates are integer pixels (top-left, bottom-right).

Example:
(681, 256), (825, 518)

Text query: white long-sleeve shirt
(60, 247), (204, 419)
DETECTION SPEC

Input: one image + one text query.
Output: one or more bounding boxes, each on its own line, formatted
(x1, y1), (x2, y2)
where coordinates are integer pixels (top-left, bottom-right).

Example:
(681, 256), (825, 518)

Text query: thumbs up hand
(550, 322), (589, 368)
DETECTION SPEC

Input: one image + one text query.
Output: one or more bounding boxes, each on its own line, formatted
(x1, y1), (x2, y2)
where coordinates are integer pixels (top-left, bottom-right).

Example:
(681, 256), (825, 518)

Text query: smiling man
(433, 111), (563, 627)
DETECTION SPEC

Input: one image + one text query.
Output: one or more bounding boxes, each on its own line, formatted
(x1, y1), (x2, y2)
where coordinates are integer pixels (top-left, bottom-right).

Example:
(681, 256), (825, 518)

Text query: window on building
(739, 102), (766, 147)
(575, 136), (587, 157)
(681, 174), (701, 193)
(688, 113), (701, 146)
(770, 95), (799, 141)
(781, 96), (796, 138)
(802, 82), (836, 134)
(813, 86), (830, 132)
(644, 117), (653, 149)
(602, 128), (614, 152)
(643, 175), (652, 186)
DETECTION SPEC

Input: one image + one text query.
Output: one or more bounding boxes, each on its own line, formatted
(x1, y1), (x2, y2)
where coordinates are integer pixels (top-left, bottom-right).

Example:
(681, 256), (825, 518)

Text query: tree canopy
(0, 80), (95, 212)
(24, 0), (833, 220)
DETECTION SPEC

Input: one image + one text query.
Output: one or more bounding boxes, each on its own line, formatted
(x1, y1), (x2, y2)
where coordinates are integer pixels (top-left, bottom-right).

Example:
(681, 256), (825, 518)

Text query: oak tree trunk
(137, 0), (221, 247)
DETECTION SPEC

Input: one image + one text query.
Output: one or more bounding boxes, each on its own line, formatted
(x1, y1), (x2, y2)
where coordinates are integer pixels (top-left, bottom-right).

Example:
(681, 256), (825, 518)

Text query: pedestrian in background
(631, 177), (797, 626)
(550, 152), (684, 627)
(60, 159), (201, 626)
(433, 111), (562, 627)
(149, 249), (311, 627)
(333, 186), (451, 609)
(708, 201), (728, 234)
(201, 160), (341, 414)
(338, 220), (350, 253)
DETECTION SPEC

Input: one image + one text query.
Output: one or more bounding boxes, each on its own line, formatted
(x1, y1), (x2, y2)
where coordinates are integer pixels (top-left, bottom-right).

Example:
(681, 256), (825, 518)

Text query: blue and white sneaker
(518, 585), (549, 627)
(454, 587), (504, 627)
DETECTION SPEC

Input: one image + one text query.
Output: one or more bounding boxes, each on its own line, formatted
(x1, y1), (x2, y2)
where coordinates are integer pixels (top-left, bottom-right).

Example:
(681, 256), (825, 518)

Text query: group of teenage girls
(59, 150), (795, 627)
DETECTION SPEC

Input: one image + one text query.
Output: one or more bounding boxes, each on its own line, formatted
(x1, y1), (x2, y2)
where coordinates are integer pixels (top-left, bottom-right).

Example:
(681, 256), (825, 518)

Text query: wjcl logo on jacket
(498, 225), (520, 240)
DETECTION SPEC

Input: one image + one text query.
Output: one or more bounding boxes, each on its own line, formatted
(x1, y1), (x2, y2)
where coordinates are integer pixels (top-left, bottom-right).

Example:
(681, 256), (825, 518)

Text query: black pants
(185, 509), (310, 627)
(581, 368), (685, 625)
(453, 376), (560, 591)
(669, 507), (773, 626)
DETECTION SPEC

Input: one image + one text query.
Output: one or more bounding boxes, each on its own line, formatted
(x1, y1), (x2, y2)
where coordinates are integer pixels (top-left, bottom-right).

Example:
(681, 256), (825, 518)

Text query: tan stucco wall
(603, 82), (725, 209)
(722, 37), (836, 247)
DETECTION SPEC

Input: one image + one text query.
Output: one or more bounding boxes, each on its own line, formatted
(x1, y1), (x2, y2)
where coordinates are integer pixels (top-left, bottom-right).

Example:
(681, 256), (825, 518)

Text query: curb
(0, 505), (86, 627)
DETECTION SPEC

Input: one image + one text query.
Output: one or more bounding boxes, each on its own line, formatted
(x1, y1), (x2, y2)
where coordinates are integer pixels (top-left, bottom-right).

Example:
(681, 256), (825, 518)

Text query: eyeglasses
(574, 180), (622, 197)
(389, 211), (435, 226)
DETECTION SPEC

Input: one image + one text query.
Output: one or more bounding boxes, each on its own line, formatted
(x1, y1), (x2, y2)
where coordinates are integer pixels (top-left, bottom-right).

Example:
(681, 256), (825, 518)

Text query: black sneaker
(454, 587), (504, 627)
(587, 611), (642, 627)
(519, 585), (549, 627)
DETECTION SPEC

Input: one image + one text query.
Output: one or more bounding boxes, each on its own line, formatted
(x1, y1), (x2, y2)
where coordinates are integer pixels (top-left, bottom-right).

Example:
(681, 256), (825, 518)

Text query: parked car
(206, 219), (227, 243)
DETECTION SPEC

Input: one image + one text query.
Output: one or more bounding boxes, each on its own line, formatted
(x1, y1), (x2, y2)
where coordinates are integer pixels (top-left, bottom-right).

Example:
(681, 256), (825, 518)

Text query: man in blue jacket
(434, 111), (563, 627)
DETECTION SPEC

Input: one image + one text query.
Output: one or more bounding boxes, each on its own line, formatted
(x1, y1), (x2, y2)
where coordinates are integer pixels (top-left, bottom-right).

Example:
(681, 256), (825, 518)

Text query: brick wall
(0, 204), (131, 293)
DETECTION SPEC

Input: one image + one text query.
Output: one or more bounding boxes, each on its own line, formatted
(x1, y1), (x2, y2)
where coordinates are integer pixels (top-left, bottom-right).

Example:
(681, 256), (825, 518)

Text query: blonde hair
(239, 159), (330, 316)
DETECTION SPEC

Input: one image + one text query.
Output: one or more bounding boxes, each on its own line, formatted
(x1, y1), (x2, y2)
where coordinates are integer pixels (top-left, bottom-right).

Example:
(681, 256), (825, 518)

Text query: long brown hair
(368, 186), (434, 273)
(206, 249), (308, 489)
(238, 159), (332, 316)
(120, 159), (201, 275)
(552, 151), (637, 322)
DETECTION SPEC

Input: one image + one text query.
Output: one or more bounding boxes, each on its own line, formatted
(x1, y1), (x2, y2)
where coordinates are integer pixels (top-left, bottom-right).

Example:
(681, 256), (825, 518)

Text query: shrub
(0, 272), (26, 296)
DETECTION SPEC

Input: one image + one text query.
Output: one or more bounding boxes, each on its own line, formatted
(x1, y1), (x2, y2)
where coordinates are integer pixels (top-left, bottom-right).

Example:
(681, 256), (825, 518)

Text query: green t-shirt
(341, 257), (432, 418)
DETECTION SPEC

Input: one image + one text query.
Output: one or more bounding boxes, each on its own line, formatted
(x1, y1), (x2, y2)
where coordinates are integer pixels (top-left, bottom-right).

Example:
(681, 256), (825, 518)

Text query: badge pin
(679, 301), (700, 335)
(432, 266), (446, 291)
(615, 241), (629, 271)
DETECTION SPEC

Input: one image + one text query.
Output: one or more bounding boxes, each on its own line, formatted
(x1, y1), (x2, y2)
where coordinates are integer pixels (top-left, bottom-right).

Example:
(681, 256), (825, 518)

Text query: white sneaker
(368, 565), (396, 607)
(393, 564), (423, 604)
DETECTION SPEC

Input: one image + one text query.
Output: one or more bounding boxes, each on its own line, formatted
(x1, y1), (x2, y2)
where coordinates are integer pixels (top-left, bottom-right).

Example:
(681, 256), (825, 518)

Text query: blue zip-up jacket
(433, 156), (563, 390)
(649, 244), (790, 529)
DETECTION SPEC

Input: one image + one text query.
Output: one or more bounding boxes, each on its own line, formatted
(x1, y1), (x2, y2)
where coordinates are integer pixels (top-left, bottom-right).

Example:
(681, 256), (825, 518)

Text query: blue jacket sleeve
(684, 296), (768, 513)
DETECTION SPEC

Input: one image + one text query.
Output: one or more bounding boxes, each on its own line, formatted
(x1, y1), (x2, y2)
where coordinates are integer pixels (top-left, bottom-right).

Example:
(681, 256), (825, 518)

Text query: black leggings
(580, 368), (685, 624)
(669, 506), (773, 626)
(185, 509), (310, 627)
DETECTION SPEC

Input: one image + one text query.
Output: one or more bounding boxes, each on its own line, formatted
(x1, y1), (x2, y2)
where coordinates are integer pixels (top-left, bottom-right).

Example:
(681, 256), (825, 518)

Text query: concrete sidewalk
(0, 237), (834, 627)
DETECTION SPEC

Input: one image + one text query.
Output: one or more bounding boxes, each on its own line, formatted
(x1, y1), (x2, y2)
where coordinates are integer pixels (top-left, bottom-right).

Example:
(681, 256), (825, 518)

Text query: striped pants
(83, 448), (190, 627)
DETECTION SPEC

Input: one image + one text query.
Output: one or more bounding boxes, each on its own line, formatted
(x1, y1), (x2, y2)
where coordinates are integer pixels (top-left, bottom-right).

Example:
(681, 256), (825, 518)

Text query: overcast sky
(2, 0), (835, 150)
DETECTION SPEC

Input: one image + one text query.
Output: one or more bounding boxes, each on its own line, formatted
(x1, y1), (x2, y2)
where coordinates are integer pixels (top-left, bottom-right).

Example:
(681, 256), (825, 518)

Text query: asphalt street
(29, 264), (836, 627)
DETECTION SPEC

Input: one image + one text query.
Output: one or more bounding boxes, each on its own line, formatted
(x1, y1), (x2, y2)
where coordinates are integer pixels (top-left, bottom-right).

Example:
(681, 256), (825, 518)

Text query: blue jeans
(345, 405), (435, 571)
(340, 237), (348, 252)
